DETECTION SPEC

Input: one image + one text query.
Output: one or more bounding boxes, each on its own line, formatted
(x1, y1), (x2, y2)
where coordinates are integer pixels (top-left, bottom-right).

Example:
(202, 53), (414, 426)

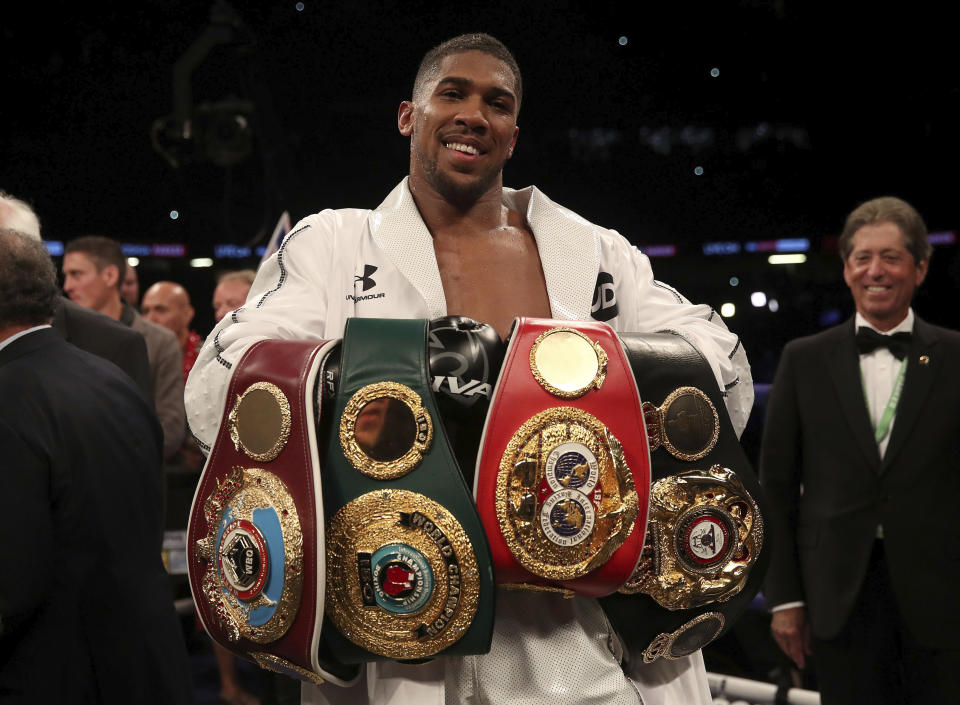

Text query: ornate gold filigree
(529, 327), (608, 399)
(228, 382), (292, 463)
(496, 407), (638, 581)
(250, 652), (326, 686)
(196, 467), (304, 644)
(325, 489), (480, 659)
(339, 382), (433, 480)
(619, 465), (763, 611)
(642, 612), (725, 663)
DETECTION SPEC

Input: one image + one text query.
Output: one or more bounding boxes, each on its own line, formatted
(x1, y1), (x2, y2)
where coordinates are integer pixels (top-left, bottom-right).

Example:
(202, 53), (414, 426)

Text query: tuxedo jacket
(52, 297), (153, 403)
(0, 329), (193, 704)
(760, 316), (960, 647)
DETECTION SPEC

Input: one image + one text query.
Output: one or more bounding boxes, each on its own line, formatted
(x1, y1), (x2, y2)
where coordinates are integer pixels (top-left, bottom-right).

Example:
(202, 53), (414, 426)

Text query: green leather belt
(321, 318), (495, 664)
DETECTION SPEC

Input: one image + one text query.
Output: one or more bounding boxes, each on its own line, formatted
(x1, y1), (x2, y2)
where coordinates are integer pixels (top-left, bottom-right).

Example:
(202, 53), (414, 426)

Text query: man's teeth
(867, 286), (888, 292)
(446, 142), (479, 155)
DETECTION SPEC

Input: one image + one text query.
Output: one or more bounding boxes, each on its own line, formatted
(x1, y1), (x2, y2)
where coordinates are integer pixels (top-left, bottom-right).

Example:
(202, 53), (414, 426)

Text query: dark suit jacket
(760, 316), (960, 648)
(52, 298), (153, 403)
(0, 329), (193, 704)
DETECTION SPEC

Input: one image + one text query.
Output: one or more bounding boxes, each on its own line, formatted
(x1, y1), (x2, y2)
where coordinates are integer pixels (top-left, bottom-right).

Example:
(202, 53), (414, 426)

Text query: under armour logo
(355, 264), (377, 292)
(591, 271), (618, 322)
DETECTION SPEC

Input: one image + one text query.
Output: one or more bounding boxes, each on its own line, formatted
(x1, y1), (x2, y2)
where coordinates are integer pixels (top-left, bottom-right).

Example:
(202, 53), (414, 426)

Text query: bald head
(0, 191), (42, 241)
(141, 281), (195, 347)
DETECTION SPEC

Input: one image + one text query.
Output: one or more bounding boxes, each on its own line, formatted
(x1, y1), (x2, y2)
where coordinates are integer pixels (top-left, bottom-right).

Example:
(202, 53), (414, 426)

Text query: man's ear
(398, 101), (415, 136)
(507, 125), (519, 159)
(103, 264), (120, 288)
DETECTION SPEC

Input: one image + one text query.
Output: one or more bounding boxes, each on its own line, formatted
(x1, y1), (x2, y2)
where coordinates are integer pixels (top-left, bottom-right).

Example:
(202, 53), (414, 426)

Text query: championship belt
(187, 339), (361, 687)
(599, 332), (769, 664)
(320, 318), (495, 663)
(475, 318), (651, 598)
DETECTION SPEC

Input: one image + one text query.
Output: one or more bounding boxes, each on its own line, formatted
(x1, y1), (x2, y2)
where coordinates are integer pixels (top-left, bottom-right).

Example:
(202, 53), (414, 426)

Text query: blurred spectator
(141, 281), (201, 380)
(122, 262), (140, 307)
(0, 190), (152, 400)
(0, 228), (194, 704)
(63, 236), (186, 460)
(213, 269), (255, 323)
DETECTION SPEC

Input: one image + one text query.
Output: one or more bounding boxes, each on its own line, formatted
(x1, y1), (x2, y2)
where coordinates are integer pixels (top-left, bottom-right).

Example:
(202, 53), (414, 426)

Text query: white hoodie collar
(369, 178), (600, 321)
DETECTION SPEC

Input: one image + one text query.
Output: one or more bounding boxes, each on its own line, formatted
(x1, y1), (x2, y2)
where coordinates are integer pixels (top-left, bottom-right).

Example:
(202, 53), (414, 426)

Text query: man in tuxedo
(760, 196), (960, 704)
(0, 228), (194, 704)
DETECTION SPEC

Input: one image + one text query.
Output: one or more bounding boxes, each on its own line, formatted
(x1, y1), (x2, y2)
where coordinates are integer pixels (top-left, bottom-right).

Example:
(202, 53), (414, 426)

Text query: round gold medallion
(229, 382), (292, 462)
(325, 490), (480, 659)
(496, 407), (637, 581)
(340, 382), (433, 480)
(529, 327), (608, 399)
(642, 612), (725, 663)
(659, 387), (719, 462)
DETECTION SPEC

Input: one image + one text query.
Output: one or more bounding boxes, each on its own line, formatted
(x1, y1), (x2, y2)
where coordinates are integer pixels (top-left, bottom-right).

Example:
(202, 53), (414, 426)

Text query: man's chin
(430, 170), (499, 208)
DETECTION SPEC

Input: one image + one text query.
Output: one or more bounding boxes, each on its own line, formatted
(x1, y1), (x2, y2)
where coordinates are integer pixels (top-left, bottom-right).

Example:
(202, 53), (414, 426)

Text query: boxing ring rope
(708, 673), (820, 705)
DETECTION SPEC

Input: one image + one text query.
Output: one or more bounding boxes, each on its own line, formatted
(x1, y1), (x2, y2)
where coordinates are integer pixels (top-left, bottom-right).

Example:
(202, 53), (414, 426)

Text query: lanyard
(860, 358), (908, 444)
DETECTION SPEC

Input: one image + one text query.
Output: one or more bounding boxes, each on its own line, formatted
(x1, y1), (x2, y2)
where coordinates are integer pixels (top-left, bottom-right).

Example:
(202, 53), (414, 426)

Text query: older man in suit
(760, 196), (960, 704)
(0, 228), (194, 704)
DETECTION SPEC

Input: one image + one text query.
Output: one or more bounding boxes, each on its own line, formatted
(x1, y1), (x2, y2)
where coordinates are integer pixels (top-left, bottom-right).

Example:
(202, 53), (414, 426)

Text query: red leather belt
(187, 339), (359, 687)
(475, 318), (651, 597)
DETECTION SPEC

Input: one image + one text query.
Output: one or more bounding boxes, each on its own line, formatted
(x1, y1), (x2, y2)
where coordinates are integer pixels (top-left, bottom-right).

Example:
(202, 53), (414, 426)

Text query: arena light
(127, 257), (140, 267)
(720, 302), (736, 318)
(768, 254), (806, 264)
(750, 291), (767, 307)
(190, 257), (214, 268)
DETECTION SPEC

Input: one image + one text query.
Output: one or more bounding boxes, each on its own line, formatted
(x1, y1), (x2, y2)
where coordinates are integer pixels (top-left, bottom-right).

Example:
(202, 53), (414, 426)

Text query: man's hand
(770, 606), (812, 669)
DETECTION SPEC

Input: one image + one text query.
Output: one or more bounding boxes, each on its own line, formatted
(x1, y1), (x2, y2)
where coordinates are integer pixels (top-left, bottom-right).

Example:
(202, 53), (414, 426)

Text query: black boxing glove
(428, 316), (505, 488)
(428, 315), (504, 416)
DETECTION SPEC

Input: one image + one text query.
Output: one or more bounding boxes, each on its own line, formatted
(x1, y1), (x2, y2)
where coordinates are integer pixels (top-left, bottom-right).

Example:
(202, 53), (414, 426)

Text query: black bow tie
(856, 327), (912, 360)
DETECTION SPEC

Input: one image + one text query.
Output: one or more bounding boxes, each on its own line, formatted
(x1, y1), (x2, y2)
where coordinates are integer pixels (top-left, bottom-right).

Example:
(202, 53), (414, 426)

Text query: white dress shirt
(856, 309), (914, 458)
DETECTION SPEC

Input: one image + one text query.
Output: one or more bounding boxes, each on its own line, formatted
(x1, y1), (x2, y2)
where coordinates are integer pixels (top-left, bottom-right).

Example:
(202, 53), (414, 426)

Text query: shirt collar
(855, 308), (914, 336)
(0, 324), (51, 355)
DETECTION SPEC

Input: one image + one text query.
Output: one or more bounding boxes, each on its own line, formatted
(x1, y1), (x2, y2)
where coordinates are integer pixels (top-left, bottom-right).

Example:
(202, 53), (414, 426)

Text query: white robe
(185, 178), (752, 705)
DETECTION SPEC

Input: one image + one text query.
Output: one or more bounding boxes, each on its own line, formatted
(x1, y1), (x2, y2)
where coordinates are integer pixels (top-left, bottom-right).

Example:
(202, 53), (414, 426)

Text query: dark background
(3, 0), (958, 382)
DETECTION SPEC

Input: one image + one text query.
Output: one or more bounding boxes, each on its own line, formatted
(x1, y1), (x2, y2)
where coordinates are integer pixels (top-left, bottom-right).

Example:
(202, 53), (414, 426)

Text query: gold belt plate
(325, 489), (480, 659)
(496, 407), (638, 581)
(195, 467), (304, 644)
(620, 465), (763, 609)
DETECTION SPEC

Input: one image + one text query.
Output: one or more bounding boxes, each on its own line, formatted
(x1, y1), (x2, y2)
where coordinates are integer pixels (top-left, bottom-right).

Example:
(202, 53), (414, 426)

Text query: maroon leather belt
(187, 339), (359, 686)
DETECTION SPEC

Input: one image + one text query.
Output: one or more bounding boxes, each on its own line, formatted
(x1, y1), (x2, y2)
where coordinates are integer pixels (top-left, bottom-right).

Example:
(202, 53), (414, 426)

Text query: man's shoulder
(917, 317), (960, 347)
(129, 311), (179, 351)
(57, 298), (143, 343)
(1, 328), (136, 394)
(780, 322), (851, 360)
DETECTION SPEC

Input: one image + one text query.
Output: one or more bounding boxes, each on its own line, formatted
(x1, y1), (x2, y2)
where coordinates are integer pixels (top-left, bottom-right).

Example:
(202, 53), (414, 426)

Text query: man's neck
(0, 325), (33, 345)
(177, 329), (192, 353)
(98, 296), (124, 321)
(856, 308), (913, 333)
(408, 176), (507, 234)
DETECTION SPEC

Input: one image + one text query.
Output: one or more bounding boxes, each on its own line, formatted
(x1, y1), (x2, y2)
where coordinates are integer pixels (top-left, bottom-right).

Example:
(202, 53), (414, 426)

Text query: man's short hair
(65, 235), (127, 288)
(412, 33), (522, 111)
(217, 269), (257, 286)
(839, 196), (932, 263)
(0, 228), (60, 328)
(0, 190), (42, 240)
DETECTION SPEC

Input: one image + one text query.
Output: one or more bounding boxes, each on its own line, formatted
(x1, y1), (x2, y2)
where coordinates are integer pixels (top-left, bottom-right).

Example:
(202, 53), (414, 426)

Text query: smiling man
(761, 196), (960, 704)
(186, 33), (751, 705)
